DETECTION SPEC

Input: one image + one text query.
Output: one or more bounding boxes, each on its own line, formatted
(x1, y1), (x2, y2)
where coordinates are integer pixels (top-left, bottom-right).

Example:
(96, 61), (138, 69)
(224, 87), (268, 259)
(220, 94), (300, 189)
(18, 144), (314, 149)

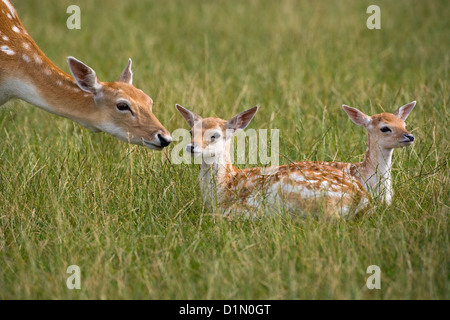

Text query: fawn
(176, 101), (416, 218)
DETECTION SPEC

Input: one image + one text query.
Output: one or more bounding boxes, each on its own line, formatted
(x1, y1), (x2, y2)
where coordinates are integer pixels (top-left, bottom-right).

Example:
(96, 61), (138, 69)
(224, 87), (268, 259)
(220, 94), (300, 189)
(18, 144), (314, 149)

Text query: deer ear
(394, 101), (416, 121)
(176, 104), (202, 128)
(342, 105), (371, 127)
(118, 58), (133, 85)
(227, 106), (259, 132)
(67, 56), (102, 95)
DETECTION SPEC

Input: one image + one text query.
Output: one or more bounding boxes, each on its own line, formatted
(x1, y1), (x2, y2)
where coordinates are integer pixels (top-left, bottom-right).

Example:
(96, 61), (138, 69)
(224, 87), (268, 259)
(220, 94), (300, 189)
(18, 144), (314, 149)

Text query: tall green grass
(0, 0), (448, 299)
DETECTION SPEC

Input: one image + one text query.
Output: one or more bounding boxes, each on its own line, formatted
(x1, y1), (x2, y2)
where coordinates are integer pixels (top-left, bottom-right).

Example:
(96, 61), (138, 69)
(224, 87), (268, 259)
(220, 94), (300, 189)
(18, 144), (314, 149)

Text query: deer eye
(211, 133), (220, 141)
(380, 127), (392, 133)
(116, 102), (134, 115)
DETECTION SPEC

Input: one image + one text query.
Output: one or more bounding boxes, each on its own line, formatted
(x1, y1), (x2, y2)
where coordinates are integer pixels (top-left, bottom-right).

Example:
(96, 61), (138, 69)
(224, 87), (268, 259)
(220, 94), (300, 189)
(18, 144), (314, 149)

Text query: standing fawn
(0, 0), (171, 149)
(176, 101), (416, 218)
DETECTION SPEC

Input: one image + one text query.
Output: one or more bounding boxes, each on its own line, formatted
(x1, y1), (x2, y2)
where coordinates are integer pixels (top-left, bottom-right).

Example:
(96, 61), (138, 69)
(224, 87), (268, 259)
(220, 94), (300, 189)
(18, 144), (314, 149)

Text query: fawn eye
(116, 102), (134, 115)
(211, 133), (220, 141)
(380, 127), (392, 133)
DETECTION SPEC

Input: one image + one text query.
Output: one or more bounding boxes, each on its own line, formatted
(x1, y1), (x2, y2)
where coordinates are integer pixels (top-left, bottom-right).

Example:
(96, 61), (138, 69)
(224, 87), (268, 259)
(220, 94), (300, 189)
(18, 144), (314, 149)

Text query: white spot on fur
(267, 182), (281, 195)
(246, 195), (260, 207)
(2, 35), (8, 41)
(44, 69), (51, 76)
(291, 174), (306, 182)
(22, 54), (30, 62)
(358, 196), (370, 209)
(22, 42), (30, 50)
(6, 13), (11, 19)
(1, 45), (14, 55)
(2, 0), (16, 17)
(12, 26), (20, 33)
(34, 56), (42, 64)
(339, 205), (350, 217)
(282, 184), (318, 198)
(325, 190), (349, 199)
(56, 80), (63, 86)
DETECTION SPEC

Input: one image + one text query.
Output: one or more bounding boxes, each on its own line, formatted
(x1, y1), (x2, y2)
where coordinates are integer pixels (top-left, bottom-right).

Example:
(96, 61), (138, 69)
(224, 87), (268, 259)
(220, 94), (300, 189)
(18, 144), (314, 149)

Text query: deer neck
(359, 134), (394, 204)
(199, 140), (238, 208)
(12, 54), (102, 131)
(0, 8), (101, 131)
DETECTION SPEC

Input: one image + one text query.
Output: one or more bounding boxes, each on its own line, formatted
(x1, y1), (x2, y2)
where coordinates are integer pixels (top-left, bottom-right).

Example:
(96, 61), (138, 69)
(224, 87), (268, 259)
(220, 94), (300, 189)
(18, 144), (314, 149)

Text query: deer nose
(186, 144), (197, 153)
(157, 133), (172, 147)
(404, 134), (415, 142)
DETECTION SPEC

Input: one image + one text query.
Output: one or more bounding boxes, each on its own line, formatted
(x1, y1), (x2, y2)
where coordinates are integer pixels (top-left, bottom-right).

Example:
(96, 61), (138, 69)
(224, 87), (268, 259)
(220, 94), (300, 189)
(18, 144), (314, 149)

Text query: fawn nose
(157, 133), (172, 147)
(404, 134), (415, 142)
(186, 144), (197, 153)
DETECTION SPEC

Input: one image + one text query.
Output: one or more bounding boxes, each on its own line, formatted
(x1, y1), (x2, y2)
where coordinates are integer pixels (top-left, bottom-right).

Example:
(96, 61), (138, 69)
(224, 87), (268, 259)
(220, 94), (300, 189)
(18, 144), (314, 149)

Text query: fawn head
(342, 101), (416, 149)
(176, 105), (259, 163)
(68, 57), (172, 150)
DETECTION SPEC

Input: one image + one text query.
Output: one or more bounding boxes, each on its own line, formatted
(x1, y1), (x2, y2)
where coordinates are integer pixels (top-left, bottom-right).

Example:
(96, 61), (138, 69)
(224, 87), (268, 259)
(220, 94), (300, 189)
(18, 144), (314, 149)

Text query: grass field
(0, 0), (448, 299)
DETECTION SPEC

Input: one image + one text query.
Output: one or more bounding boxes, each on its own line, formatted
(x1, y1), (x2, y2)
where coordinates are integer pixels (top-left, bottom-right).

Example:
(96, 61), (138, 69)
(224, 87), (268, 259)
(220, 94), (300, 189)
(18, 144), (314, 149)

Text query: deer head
(67, 57), (172, 149)
(342, 101), (416, 150)
(176, 105), (259, 164)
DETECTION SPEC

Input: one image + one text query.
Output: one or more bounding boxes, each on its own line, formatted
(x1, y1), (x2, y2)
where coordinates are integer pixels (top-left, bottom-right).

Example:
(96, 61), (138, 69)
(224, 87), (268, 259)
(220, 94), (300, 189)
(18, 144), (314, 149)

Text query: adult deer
(176, 101), (416, 218)
(0, 0), (171, 149)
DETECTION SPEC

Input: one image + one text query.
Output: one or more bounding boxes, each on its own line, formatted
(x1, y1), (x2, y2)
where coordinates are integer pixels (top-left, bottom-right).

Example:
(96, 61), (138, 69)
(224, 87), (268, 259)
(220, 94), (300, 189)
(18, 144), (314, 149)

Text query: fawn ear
(176, 104), (202, 127)
(67, 56), (102, 95)
(342, 105), (371, 127)
(118, 58), (133, 85)
(394, 101), (416, 121)
(227, 106), (259, 132)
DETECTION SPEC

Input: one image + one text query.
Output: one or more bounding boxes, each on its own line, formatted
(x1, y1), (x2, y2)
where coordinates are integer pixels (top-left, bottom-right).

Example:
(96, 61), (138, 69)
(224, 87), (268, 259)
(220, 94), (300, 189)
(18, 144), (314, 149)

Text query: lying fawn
(176, 101), (416, 218)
